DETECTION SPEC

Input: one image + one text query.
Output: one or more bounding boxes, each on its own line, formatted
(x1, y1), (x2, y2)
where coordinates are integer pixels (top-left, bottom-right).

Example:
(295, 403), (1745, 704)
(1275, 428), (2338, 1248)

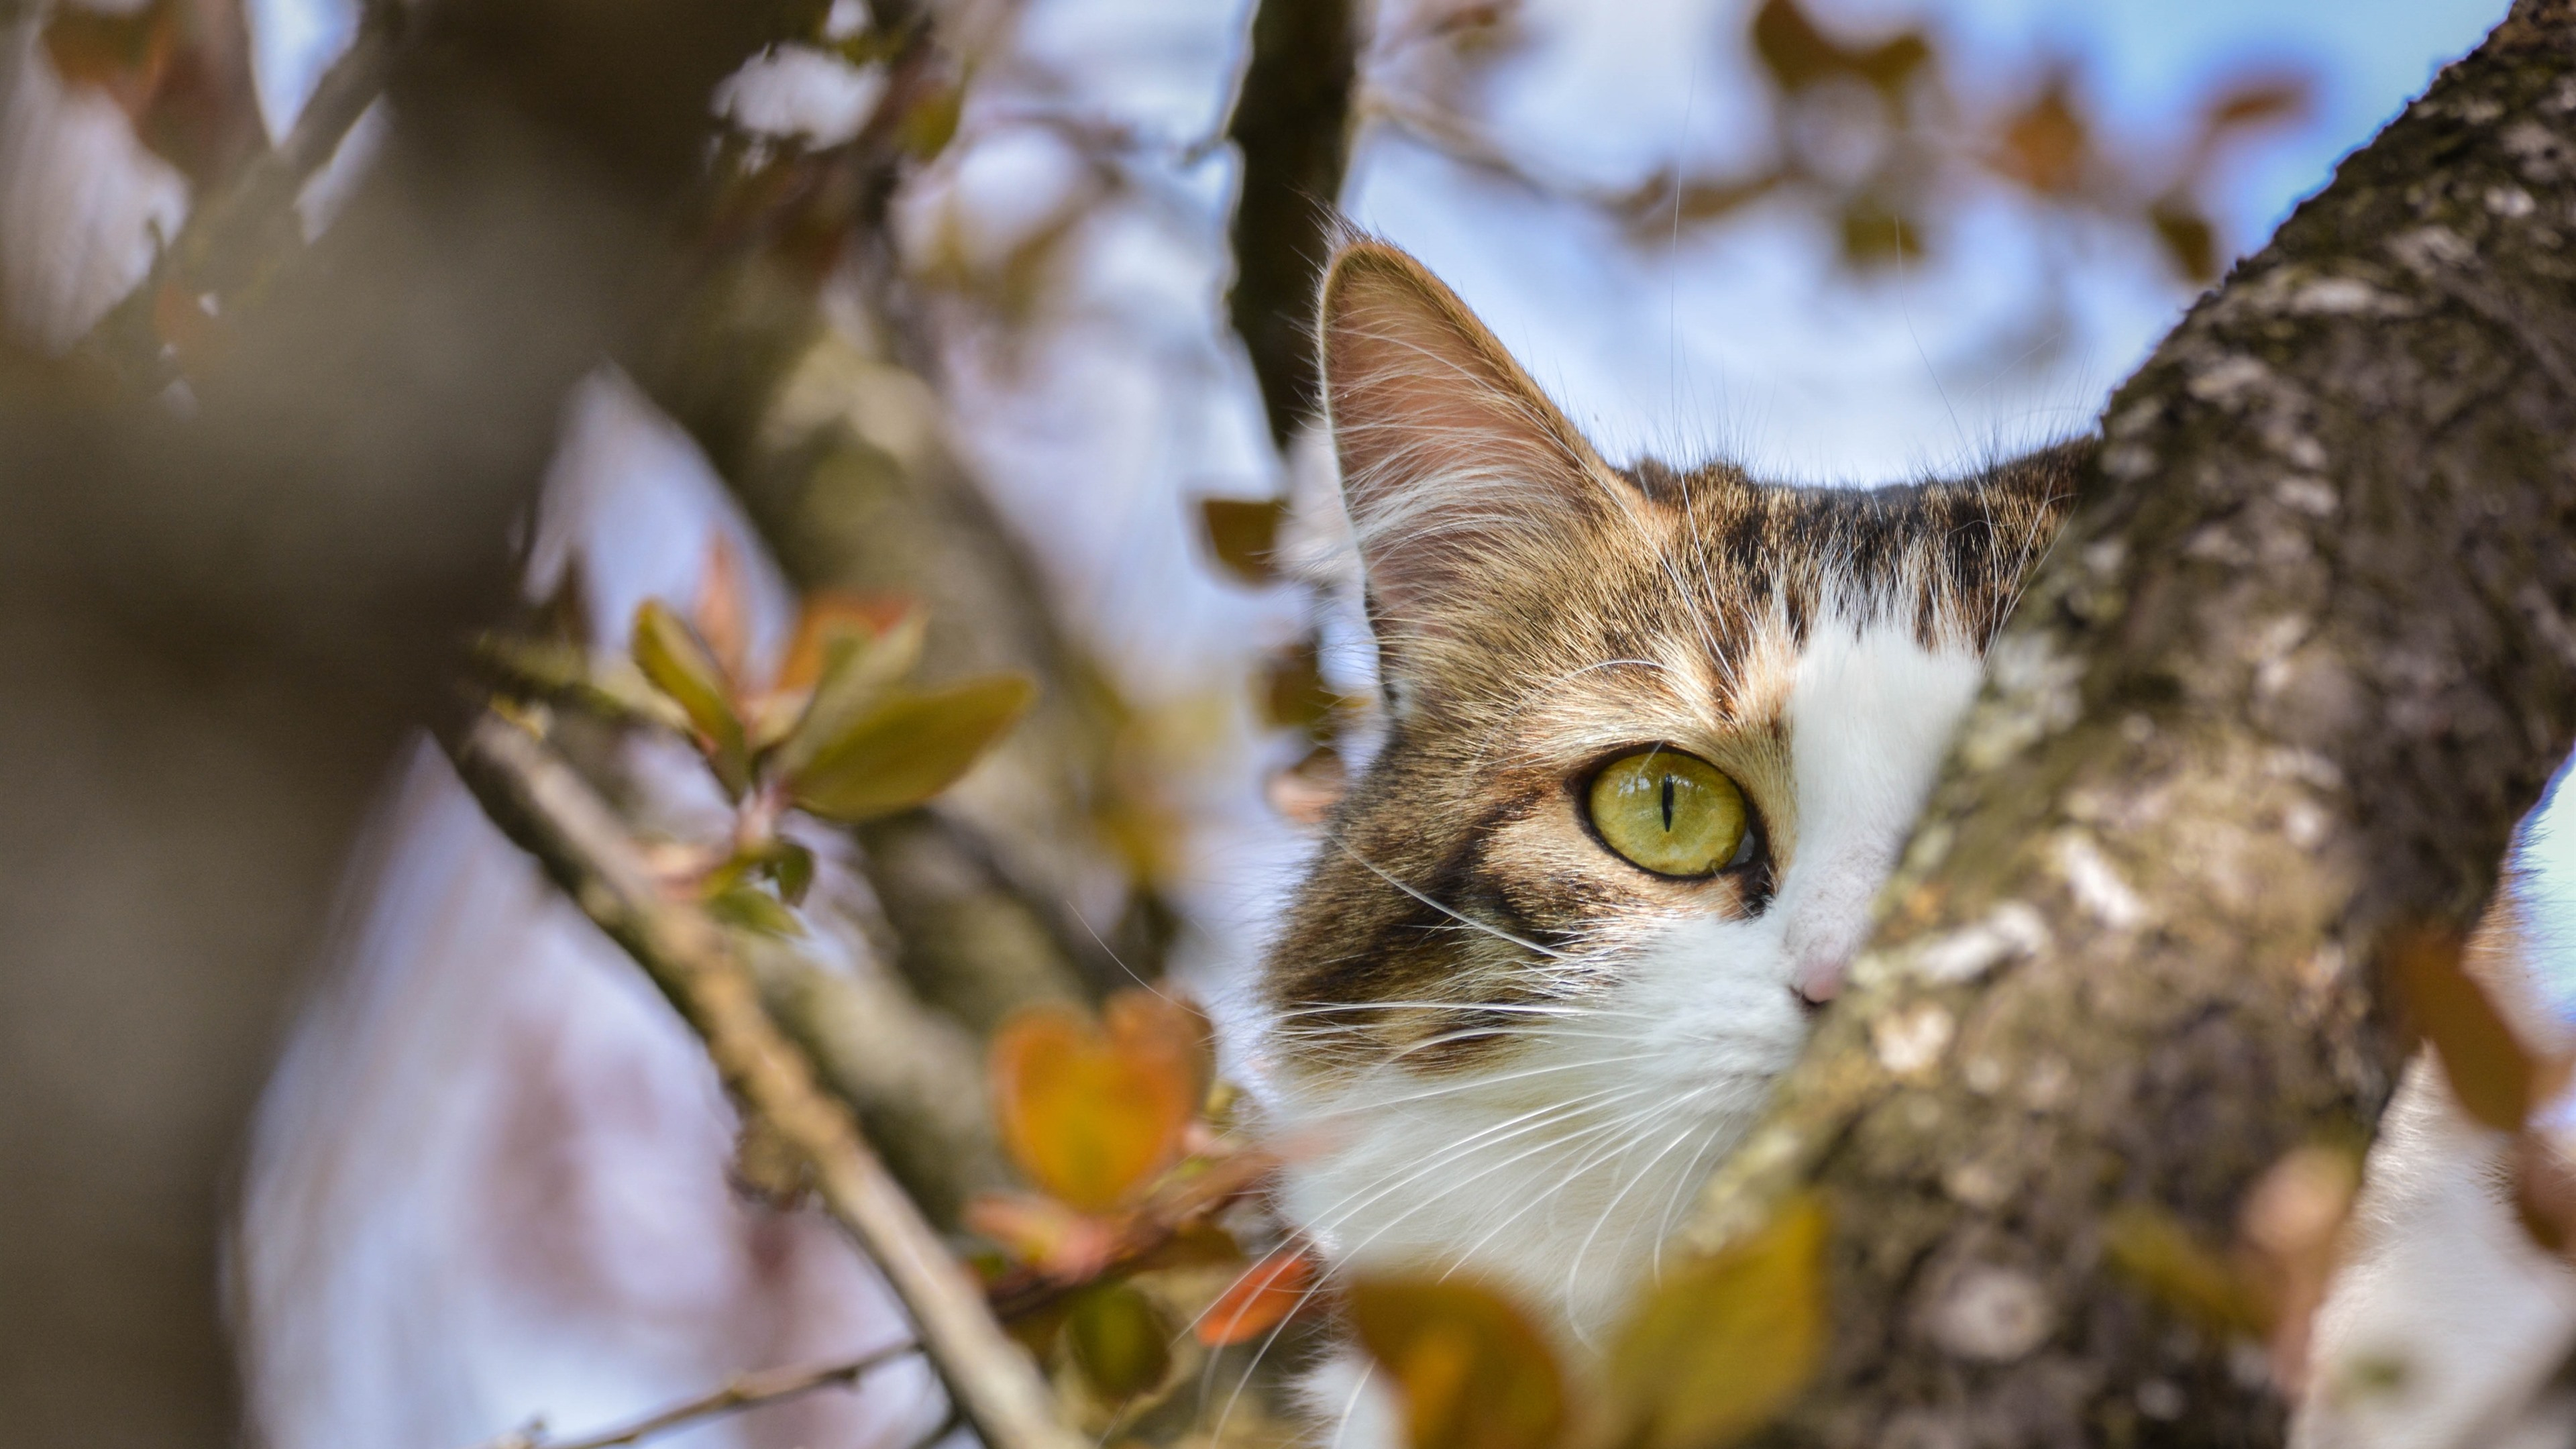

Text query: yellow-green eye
(1586, 749), (1752, 878)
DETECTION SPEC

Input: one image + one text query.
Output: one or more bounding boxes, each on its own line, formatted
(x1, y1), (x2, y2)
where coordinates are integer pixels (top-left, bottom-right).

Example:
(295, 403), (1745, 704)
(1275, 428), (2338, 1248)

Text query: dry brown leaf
(1604, 1192), (1830, 1449)
(2390, 926), (2538, 1132)
(1348, 1277), (1565, 1449)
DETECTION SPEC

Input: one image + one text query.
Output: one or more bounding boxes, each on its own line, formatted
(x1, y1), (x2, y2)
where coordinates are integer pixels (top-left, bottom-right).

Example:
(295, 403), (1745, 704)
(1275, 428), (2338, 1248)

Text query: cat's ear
(1318, 241), (1629, 704)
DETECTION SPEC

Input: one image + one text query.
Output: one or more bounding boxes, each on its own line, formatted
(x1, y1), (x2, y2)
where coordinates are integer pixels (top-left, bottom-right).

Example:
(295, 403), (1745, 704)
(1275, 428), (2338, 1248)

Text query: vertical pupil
(1660, 775), (1674, 832)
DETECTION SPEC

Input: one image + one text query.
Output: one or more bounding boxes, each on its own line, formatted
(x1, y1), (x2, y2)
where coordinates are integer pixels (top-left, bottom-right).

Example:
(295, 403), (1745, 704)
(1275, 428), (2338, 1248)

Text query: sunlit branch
(447, 712), (1081, 1449)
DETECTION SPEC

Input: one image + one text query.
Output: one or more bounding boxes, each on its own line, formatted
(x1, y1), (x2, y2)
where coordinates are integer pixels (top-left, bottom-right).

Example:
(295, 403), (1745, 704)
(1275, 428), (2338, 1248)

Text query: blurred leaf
(43, 0), (172, 95)
(1267, 745), (1347, 827)
(1135, 1220), (1253, 1276)
(788, 674), (1036, 823)
(2202, 75), (2313, 133)
(1197, 496), (1288, 584)
(1198, 1249), (1316, 1347)
(1348, 1277), (1564, 1449)
(694, 537), (753, 688)
(1260, 638), (1346, 739)
(775, 608), (928, 778)
(2149, 202), (2218, 282)
(2102, 1202), (2267, 1336)
(1605, 1193), (1829, 1449)
(1993, 78), (2088, 196)
(965, 1191), (1118, 1280)
(1063, 1282), (1172, 1403)
(2512, 1132), (2576, 1256)
(777, 592), (917, 692)
(1854, 32), (1930, 94)
(1750, 0), (1839, 92)
(2239, 1144), (2361, 1396)
(991, 1000), (1195, 1214)
(706, 882), (802, 938)
(765, 839), (816, 906)
(1748, 0), (1926, 98)
(633, 600), (752, 794)
(1837, 199), (1923, 268)
(1106, 988), (1214, 1110)
(904, 81), (964, 160)
(2391, 926), (2537, 1132)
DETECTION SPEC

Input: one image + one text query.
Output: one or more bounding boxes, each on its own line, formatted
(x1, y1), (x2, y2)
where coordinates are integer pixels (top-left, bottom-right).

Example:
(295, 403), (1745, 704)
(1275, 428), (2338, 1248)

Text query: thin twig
(470, 1341), (919, 1449)
(448, 713), (1081, 1449)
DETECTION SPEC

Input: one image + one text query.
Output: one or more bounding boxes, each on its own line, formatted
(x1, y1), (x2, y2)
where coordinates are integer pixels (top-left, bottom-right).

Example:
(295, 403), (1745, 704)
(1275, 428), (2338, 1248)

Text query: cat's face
(1224, 241), (2078, 1340)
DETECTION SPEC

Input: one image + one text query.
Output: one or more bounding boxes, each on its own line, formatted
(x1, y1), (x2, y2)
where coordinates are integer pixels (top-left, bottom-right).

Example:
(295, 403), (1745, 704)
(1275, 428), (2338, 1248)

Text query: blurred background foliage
(0, 0), (2522, 1446)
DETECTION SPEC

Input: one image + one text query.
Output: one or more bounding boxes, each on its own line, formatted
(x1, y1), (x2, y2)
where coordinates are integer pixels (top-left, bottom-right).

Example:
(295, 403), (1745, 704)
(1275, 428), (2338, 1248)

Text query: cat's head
(1230, 239), (2080, 1336)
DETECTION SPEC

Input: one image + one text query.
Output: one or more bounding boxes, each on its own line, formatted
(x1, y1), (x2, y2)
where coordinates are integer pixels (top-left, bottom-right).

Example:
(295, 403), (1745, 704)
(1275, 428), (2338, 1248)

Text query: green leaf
(1347, 1277), (1564, 1449)
(1605, 1193), (1829, 1449)
(773, 609), (927, 779)
(632, 600), (751, 795)
(766, 840), (816, 907)
(903, 83), (965, 160)
(706, 882), (803, 938)
(1061, 1282), (1171, 1403)
(2102, 1202), (2267, 1335)
(788, 675), (1036, 823)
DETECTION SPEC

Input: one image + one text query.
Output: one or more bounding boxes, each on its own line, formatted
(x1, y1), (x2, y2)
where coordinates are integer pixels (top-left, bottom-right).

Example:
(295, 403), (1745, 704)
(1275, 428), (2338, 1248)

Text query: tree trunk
(1679, 3), (2576, 1443)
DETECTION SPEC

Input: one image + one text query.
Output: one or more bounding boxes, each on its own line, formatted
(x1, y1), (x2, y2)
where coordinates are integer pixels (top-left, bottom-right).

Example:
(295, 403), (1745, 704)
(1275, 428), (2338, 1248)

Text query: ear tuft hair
(1316, 241), (1630, 709)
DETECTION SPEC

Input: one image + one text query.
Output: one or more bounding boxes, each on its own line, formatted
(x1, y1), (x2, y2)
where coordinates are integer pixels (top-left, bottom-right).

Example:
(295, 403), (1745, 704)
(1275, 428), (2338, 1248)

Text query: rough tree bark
(1677, 4), (2576, 1444)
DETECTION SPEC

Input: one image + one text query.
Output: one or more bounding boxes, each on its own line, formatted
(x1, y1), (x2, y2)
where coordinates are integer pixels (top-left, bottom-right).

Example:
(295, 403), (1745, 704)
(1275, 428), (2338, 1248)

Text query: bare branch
(447, 713), (1083, 1449)
(1224, 0), (1360, 447)
(467, 1341), (920, 1449)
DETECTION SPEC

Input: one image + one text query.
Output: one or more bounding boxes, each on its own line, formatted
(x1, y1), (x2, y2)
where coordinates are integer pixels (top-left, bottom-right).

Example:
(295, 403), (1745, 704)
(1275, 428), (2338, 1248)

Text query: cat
(1214, 238), (2576, 1449)
(1215, 236), (2076, 1350)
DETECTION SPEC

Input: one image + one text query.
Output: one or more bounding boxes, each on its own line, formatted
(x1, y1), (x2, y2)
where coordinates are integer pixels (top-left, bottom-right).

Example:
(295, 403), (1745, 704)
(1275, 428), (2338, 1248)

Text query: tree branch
(469, 1341), (919, 1449)
(447, 712), (1081, 1449)
(1674, 1), (2576, 1442)
(1223, 0), (1360, 448)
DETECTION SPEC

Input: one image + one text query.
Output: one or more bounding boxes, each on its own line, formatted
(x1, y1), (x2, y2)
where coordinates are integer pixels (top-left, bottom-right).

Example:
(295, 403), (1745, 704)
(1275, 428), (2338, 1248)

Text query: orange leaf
(991, 996), (1195, 1214)
(693, 537), (753, 689)
(777, 592), (916, 692)
(2390, 926), (2537, 1132)
(1347, 1277), (1564, 1449)
(1994, 78), (2089, 196)
(1197, 1249), (1318, 1347)
(2202, 75), (2313, 132)
(42, 0), (172, 102)
(1105, 989), (1214, 1112)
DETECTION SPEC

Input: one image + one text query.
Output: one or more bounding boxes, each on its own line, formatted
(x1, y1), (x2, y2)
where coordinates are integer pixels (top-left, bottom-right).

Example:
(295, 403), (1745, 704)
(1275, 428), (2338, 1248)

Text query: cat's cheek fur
(1258, 907), (1811, 1345)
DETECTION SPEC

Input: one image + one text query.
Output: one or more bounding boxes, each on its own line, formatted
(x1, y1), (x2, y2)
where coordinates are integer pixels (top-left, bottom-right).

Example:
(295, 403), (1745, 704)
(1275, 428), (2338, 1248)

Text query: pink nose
(1792, 957), (1845, 1007)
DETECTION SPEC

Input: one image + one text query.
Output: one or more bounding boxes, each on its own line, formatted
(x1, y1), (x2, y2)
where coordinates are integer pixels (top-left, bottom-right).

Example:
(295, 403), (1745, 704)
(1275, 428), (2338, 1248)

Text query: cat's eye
(1586, 749), (1752, 879)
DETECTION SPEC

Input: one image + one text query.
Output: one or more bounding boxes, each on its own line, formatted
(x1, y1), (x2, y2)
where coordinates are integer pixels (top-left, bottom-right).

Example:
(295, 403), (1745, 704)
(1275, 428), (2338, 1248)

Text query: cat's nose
(1792, 957), (1845, 1008)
